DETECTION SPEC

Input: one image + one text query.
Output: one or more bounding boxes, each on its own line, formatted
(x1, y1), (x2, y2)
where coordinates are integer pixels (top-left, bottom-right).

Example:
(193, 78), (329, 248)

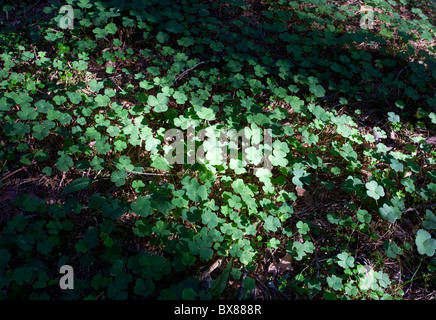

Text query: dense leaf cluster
(0, 0), (435, 300)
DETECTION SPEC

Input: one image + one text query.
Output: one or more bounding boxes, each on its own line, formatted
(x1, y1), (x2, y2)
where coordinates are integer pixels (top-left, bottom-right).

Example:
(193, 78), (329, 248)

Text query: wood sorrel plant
(0, 0), (435, 300)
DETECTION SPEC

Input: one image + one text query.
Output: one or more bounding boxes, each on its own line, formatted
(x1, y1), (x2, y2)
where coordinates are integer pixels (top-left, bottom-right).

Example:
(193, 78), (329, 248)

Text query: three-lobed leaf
(337, 252), (355, 269)
(415, 229), (436, 257)
(365, 181), (385, 200)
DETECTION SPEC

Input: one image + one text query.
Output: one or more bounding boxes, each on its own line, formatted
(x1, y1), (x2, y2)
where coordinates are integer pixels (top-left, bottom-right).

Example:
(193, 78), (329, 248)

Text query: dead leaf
(295, 186), (306, 197)
(426, 137), (436, 145)
(268, 254), (293, 277)
(360, 5), (374, 13)
(361, 169), (372, 177)
(296, 187), (312, 206)
(120, 100), (132, 108)
(199, 259), (222, 281)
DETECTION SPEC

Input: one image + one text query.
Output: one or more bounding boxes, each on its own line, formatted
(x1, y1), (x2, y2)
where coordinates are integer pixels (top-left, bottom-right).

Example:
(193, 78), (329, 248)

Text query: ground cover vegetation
(0, 0), (435, 300)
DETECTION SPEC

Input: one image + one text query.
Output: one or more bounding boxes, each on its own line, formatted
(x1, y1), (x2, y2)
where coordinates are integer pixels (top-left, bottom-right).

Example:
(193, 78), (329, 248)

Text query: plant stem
(397, 256), (423, 294)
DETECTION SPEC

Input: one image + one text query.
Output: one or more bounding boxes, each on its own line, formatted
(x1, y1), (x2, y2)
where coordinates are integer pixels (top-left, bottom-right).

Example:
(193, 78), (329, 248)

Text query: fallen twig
(174, 60), (209, 82)
(402, 203), (436, 213)
(395, 64), (410, 80)
(0, 167), (25, 182)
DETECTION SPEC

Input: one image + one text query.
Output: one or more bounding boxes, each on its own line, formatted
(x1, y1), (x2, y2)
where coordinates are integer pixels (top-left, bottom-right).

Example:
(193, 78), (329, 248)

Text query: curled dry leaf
(199, 259), (222, 281)
(295, 186), (313, 206)
(268, 253), (293, 277)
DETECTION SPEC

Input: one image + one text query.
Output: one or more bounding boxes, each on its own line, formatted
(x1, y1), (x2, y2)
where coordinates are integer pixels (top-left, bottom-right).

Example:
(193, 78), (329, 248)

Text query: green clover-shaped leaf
(181, 288), (196, 300)
(379, 203), (401, 223)
(56, 155), (74, 172)
(197, 107), (215, 121)
(35, 99), (54, 113)
(415, 229), (436, 257)
(88, 79), (104, 92)
(182, 177), (208, 202)
(148, 93), (169, 113)
(156, 31), (169, 44)
(32, 120), (56, 140)
(150, 154), (170, 171)
(264, 215), (281, 232)
(365, 181), (385, 200)
(67, 92), (82, 104)
(296, 221), (310, 235)
(111, 170), (127, 187)
(107, 125), (121, 137)
(387, 112), (400, 124)
(134, 278), (155, 297)
(131, 198), (153, 217)
(202, 210), (222, 229)
(17, 106), (38, 120)
(389, 158), (404, 172)
(356, 209), (371, 223)
(289, 240), (315, 261)
(327, 275), (343, 291)
(95, 94), (110, 107)
(337, 252), (355, 269)
(292, 168), (311, 188)
(423, 210), (436, 230)
(93, 27), (108, 39)
(383, 241), (403, 259)
(105, 22), (117, 34)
